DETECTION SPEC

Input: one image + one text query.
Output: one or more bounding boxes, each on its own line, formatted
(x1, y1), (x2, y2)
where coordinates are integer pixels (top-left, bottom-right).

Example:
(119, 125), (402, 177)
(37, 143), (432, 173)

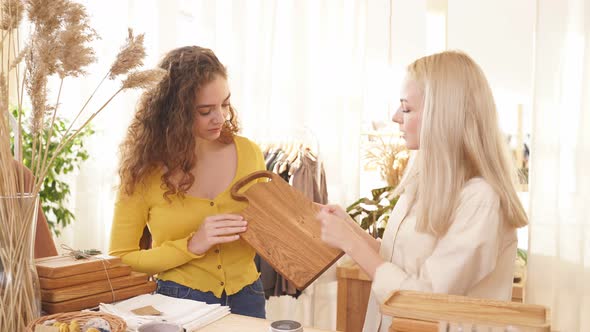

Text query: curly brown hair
(118, 46), (239, 198)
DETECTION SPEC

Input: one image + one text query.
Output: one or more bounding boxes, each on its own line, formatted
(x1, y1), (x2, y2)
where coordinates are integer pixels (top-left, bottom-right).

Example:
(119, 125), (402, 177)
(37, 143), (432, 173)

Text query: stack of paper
(99, 293), (230, 331)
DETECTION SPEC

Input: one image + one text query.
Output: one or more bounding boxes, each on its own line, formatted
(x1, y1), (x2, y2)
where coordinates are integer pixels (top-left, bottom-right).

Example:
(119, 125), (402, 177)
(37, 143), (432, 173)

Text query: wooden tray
(39, 265), (133, 289)
(42, 281), (157, 314)
(36, 255), (123, 278)
(231, 171), (344, 290)
(381, 291), (551, 332)
(41, 271), (149, 302)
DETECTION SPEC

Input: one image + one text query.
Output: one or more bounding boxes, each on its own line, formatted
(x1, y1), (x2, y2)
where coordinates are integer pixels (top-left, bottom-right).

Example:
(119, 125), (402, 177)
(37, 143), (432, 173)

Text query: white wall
(389, 0), (428, 108)
(447, 0), (536, 135)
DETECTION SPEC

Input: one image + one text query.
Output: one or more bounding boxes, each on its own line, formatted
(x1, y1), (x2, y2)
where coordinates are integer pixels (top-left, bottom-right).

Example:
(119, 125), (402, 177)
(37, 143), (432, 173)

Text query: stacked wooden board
(36, 255), (156, 314)
(381, 290), (551, 332)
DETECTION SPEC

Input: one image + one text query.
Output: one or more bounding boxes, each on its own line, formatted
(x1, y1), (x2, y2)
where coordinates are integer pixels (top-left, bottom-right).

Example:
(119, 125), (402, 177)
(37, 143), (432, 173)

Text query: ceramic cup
(269, 320), (303, 332)
(136, 321), (183, 332)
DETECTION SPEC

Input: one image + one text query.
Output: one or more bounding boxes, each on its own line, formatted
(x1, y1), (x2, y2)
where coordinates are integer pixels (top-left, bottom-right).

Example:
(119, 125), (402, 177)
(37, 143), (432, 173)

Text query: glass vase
(0, 193), (42, 331)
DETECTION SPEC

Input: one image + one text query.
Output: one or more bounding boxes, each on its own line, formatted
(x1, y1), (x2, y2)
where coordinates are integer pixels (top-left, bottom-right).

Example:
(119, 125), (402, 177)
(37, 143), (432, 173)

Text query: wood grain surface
(36, 255), (122, 278)
(381, 290), (551, 332)
(41, 281), (156, 314)
(231, 171), (343, 290)
(388, 317), (439, 332)
(39, 265), (133, 289)
(41, 271), (149, 302)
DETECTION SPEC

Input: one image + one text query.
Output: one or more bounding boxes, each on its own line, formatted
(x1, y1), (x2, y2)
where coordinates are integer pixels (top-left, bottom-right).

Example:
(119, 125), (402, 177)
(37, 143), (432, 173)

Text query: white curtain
(526, 0), (590, 331)
(49, 0), (397, 329)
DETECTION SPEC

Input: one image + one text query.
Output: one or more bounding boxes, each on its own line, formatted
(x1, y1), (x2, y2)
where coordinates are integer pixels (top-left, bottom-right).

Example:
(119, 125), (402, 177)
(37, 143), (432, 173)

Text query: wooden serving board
(39, 265), (132, 289)
(36, 255), (123, 278)
(41, 271), (149, 303)
(42, 281), (157, 314)
(381, 290), (551, 332)
(230, 171), (344, 290)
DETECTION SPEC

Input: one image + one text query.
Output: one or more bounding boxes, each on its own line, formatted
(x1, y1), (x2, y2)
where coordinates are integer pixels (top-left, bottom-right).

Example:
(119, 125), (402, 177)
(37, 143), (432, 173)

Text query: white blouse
(363, 178), (518, 332)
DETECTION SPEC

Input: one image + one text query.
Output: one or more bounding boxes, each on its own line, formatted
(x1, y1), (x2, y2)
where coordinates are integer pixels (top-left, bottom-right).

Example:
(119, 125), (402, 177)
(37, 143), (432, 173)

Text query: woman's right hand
(316, 203), (381, 252)
(188, 214), (247, 255)
(317, 204), (360, 227)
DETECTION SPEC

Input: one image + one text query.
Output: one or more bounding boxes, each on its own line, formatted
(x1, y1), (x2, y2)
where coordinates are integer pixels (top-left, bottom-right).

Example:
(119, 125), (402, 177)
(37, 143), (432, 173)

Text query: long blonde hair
(395, 51), (528, 236)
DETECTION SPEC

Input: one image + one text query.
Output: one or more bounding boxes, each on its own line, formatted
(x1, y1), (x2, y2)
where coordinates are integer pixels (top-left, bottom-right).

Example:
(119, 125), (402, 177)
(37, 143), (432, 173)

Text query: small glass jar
(270, 320), (304, 332)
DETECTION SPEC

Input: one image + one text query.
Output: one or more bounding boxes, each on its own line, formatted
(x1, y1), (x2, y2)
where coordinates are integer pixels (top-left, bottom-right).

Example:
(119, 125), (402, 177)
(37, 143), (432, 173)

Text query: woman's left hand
(316, 205), (358, 252)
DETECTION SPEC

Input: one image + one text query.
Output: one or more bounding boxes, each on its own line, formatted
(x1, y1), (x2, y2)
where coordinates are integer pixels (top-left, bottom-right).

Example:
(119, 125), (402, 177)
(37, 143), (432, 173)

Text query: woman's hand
(188, 214), (247, 255)
(316, 203), (381, 252)
(316, 205), (359, 252)
(316, 204), (384, 278)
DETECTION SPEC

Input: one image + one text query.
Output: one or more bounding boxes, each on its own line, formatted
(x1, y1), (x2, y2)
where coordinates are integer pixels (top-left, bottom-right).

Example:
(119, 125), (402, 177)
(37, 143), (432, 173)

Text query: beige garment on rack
(363, 177), (517, 332)
(291, 153), (328, 205)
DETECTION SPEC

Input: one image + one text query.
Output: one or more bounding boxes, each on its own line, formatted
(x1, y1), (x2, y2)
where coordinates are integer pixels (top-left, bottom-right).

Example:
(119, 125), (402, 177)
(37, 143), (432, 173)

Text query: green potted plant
(11, 109), (94, 236)
(347, 186), (397, 239)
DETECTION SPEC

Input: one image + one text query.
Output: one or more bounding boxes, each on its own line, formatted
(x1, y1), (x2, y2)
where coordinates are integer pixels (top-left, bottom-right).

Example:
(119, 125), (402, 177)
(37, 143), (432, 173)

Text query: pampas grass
(1, 0), (23, 30)
(122, 68), (167, 90)
(0, 1), (165, 330)
(364, 135), (409, 188)
(109, 28), (146, 79)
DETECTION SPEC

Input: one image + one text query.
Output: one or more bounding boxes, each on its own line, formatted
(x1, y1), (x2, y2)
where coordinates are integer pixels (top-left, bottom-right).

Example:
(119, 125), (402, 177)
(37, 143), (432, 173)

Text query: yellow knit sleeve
(108, 179), (203, 275)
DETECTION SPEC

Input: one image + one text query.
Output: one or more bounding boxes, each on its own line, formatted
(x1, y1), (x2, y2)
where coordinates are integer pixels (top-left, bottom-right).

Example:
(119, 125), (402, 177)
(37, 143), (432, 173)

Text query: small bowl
(136, 321), (183, 332)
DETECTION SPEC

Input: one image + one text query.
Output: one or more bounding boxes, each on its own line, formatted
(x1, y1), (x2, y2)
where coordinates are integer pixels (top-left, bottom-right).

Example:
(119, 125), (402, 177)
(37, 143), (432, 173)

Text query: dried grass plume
(26, 0), (68, 32)
(122, 68), (167, 90)
(1, 0), (24, 30)
(57, 2), (97, 78)
(109, 28), (146, 79)
(365, 136), (409, 188)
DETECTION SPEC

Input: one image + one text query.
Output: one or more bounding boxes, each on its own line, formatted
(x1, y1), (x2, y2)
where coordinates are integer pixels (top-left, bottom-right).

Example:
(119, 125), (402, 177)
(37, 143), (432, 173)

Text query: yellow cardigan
(109, 136), (265, 297)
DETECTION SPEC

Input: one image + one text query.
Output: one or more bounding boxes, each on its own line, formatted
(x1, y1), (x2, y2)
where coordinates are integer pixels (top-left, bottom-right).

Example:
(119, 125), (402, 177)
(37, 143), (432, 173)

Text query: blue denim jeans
(156, 278), (266, 319)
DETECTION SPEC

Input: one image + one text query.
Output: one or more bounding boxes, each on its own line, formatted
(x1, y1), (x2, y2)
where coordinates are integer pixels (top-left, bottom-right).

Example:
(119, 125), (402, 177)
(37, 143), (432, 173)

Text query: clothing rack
(255, 126), (322, 182)
(253, 126), (328, 300)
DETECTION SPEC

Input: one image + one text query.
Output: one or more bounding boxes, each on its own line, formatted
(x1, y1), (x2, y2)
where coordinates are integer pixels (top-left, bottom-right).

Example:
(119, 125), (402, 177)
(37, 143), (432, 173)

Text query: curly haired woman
(109, 46), (266, 318)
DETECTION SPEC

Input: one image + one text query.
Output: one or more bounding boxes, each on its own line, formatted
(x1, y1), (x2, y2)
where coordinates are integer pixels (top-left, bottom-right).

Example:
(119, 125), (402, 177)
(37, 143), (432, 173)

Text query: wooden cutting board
(36, 255), (123, 278)
(381, 290), (551, 332)
(39, 265), (133, 289)
(230, 170), (343, 290)
(41, 271), (149, 303)
(42, 281), (157, 314)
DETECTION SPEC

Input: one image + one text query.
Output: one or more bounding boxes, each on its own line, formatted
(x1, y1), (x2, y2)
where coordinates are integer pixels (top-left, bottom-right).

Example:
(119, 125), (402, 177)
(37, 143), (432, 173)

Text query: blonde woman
(317, 51), (528, 331)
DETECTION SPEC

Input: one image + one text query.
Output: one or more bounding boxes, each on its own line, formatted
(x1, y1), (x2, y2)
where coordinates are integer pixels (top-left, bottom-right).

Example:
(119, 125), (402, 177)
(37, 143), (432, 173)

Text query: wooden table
(199, 314), (337, 332)
(336, 261), (371, 332)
